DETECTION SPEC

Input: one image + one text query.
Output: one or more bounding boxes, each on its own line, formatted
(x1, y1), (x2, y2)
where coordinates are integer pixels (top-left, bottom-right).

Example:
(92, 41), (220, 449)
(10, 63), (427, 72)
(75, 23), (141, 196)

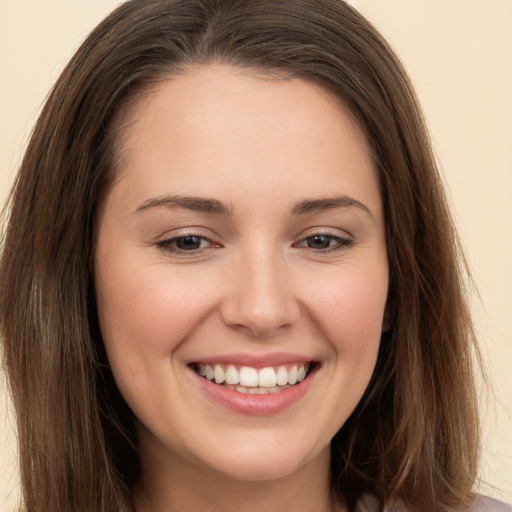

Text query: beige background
(1, 1), (511, 510)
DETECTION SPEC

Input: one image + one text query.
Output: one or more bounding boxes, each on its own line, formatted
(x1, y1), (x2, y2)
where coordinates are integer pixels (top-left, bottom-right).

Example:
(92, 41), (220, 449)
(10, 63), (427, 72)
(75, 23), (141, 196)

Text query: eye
(295, 233), (352, 252)
(157, 235), (215, 253)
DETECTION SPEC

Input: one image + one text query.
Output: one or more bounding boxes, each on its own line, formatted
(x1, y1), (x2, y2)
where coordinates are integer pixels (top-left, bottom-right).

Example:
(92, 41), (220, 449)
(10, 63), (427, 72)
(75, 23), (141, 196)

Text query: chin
(197, 433), (329, 483)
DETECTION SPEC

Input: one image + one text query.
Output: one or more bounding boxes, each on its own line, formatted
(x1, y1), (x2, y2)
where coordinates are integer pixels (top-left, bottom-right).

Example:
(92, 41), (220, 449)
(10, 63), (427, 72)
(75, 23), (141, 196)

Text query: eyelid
(152, 226), (218, 243)
(152, 226), (353, 256)
(154, 227), (223, 255)
(293, 229), (354, 253)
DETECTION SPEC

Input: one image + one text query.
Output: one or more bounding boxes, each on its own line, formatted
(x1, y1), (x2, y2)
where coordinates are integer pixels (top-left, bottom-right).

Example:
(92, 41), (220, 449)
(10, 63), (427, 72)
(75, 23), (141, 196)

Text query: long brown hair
(0, 1), (480, 511)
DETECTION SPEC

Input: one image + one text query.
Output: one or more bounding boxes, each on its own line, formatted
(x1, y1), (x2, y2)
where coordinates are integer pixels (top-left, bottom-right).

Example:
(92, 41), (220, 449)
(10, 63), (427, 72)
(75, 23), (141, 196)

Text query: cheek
(94, 249), (218, 384)
(301, 263), (388, 358)
(99, 271), (201, 349)
(94, 262), (223, 427)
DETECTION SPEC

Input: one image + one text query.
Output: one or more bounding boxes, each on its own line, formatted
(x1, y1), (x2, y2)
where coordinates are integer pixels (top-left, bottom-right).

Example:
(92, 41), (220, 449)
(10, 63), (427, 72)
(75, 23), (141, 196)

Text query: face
(94, 65), (388, 484)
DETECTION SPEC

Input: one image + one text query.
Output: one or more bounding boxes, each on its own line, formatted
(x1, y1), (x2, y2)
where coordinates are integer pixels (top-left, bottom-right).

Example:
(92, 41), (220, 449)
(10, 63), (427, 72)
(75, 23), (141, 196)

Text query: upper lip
(188, 352), (315, 368)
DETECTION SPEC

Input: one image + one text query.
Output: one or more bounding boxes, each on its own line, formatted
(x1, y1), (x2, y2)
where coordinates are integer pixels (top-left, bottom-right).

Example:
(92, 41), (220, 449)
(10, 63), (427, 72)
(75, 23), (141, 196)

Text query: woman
(0, 1), (509, 511)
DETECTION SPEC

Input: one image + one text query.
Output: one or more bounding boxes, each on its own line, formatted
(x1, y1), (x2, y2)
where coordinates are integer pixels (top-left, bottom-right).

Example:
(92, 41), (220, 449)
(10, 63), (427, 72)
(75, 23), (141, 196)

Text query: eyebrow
(134, 194), (373, 219)
(291, 196), (373, 218)
(135, 195), (233, 215)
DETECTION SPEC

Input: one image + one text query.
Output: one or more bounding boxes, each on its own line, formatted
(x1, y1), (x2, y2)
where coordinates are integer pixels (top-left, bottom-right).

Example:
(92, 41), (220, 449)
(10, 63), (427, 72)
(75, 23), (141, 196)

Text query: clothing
(357, 493), (512, 511)
(475, 497), (512, 512)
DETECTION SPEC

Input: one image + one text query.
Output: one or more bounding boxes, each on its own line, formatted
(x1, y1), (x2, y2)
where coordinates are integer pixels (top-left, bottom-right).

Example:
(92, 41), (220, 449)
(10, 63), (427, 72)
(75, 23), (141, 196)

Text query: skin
(94, 65), (389, 512)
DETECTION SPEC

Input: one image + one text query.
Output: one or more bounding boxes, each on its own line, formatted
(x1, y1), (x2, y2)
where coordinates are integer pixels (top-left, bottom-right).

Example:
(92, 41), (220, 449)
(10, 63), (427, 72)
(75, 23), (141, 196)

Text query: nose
(220, 249), (300, 338)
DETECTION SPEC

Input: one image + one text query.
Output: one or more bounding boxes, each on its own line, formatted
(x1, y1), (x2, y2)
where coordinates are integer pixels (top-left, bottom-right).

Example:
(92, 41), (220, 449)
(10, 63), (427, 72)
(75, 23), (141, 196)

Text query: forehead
(106, 64), (380, 216)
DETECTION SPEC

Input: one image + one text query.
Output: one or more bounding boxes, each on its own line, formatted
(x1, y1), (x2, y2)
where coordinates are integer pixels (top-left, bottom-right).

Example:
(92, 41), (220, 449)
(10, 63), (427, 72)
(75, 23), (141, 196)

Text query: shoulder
(473, 496), (512, 512)
(356, 494), (511, 512)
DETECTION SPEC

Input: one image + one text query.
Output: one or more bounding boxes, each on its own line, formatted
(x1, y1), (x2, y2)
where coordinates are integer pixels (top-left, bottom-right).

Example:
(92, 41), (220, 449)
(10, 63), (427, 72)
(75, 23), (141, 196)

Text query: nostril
(219, 301), (300, 338)
(219, 263), (300, 337)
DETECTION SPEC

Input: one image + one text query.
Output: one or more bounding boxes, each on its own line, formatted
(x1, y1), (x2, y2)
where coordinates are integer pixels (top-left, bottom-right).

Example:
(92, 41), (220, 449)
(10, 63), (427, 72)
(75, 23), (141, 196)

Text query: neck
(133, 440), (345, 512)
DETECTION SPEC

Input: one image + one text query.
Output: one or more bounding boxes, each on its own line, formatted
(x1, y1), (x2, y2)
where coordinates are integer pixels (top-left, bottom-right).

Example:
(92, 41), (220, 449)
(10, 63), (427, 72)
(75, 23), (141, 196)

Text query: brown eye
(295, 233), (353, 252)
(306, 235), (335, 250)
(157, 235), (212, 253)
(174, 236), (203, 250)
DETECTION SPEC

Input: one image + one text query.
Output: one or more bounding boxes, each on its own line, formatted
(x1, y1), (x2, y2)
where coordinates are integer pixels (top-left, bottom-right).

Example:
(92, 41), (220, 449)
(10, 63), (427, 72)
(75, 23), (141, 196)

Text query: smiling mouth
(191, 362), (316, 395)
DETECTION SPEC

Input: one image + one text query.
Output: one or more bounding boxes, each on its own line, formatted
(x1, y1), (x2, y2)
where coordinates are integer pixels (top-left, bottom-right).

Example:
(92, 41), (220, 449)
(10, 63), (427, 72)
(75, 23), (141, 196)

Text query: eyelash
(156, 234), (218, 254)
(293, 233), (353, 253)
(156, 232), (352, 255)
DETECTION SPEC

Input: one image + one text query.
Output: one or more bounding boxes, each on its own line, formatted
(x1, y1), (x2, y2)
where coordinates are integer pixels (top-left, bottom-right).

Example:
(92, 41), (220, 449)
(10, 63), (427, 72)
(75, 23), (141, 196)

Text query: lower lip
(192, 368), (316, 416)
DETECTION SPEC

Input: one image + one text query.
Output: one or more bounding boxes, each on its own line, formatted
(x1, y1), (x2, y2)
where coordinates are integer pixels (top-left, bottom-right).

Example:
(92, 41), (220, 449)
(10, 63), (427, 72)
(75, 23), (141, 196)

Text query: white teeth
(288, 365), (298, 385)
(213, 364), (225, 384)
(205, 365), (215, 381)
(276, 366), (288, 386)
(258, 367), (277, 387)
(197, 362), (311, 390)
(225, 364), (239, 385)
(224, 384), (291, 394)
(239, 366), (259, 387)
